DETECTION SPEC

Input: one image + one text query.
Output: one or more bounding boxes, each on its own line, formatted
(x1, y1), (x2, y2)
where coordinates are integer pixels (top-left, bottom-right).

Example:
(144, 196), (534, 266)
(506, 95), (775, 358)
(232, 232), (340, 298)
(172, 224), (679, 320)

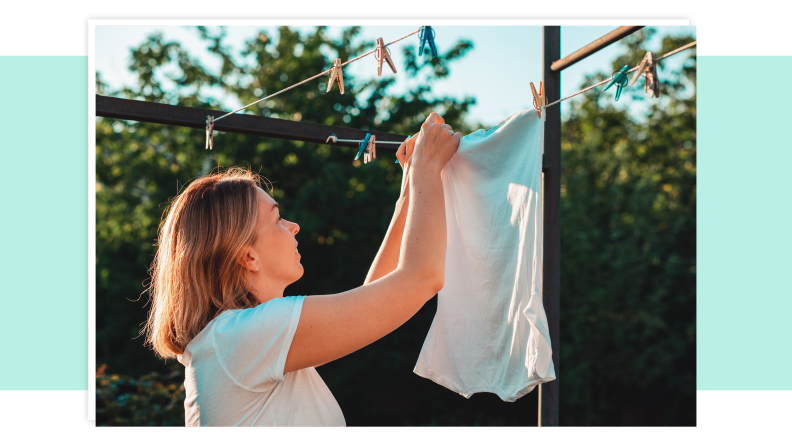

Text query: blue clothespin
(355, 133), (372, 161)
(602, 65), (630, 101)
(418, 26), (438, 58)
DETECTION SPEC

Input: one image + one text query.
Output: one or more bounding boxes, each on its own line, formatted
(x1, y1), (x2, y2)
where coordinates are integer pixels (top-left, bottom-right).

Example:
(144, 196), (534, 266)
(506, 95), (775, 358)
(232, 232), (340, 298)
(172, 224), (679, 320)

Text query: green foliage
(96, 26), (695, 426)
(559, 29), (696, 426)
(96, 364), (185, 426)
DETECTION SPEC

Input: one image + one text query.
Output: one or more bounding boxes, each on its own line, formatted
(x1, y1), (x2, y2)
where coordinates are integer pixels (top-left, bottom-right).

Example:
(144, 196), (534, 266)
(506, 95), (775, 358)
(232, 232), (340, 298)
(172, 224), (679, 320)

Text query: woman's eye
(278, 216), (284, 221)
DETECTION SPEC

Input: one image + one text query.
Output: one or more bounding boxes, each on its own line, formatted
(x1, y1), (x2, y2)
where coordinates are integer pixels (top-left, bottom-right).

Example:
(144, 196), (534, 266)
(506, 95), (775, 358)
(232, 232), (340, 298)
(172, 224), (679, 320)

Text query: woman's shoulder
(182, 296), (305, 365)
(213, 296), (305, 334)
(209, 296), (307, 388)
(183, 297), (298, 354)
(227, 295), (304, 317)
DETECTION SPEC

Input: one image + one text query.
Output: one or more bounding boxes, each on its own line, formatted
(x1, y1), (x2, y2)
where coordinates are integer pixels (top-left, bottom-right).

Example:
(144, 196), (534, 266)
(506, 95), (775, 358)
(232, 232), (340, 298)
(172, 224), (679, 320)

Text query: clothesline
(214, 35), (695, 124)
(212, 27), (425, 123)
(204, 31), (696, 152)
(544, 40), (697, 109)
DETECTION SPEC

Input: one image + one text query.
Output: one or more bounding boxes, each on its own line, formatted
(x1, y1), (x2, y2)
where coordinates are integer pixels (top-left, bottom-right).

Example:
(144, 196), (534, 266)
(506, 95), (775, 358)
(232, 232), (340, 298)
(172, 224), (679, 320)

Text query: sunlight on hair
(142, 166), (273, 359)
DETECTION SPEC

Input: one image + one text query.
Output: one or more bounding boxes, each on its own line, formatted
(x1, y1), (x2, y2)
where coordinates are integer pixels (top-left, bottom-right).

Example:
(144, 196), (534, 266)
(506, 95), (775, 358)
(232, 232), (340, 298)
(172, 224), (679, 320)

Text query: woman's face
(249, 187), (303, 288)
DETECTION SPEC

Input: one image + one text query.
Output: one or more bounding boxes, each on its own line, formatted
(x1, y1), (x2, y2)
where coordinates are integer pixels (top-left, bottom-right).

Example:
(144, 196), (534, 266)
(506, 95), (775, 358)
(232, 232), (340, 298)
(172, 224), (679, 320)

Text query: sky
(96, 25), (695, 129)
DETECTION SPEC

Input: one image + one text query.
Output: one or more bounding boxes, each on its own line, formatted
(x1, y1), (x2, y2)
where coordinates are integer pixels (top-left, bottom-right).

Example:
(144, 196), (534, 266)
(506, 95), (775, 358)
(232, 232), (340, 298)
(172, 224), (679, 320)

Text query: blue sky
(96, 25), (695, 128)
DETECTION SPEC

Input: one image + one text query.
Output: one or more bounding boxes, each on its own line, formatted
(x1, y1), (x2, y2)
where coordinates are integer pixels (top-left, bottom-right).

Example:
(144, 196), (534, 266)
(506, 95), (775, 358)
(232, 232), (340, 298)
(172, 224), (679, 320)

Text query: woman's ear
(237, 247), (261, 273)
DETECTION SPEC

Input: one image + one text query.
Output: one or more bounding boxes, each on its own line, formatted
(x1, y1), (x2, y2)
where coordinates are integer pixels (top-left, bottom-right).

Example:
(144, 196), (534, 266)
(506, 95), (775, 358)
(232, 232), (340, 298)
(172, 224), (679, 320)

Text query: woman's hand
(410, 112), (462, 170)
(396, 112), (462, 194)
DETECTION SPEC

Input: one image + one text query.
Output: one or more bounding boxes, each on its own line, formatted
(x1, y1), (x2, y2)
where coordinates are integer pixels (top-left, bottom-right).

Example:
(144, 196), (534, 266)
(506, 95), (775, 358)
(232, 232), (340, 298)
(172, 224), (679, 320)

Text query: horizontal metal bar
(96, 95), (407, 152)
(551, 26), (644, 72)
(96, 95), (549, 171)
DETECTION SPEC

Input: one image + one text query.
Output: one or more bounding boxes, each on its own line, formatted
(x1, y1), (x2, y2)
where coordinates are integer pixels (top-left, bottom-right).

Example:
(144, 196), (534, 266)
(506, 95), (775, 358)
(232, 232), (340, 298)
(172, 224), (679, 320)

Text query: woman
(143, 112), (462, 426)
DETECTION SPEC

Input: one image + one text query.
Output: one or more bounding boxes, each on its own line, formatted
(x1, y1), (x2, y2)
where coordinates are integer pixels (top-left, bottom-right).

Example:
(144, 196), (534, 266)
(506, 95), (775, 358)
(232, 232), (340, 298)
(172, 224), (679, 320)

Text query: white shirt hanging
(414, 107), (555, 402)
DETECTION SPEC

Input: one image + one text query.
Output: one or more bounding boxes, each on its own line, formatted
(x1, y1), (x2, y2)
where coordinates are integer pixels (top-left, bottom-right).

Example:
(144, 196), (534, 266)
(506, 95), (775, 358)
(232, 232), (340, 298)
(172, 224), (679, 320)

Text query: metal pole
(550, 26), (643, 72)
(540, 25), (561, 427)
(95, 95), (407, 151)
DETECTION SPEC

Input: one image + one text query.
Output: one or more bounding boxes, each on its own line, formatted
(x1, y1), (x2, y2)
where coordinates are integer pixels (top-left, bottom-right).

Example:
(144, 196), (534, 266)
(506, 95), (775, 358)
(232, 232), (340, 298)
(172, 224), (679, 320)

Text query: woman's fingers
(400, 133), (421, 191)
(423, 112), (445, 126)
(396, 133), (421, 167)
(405, 132), (419, 162)
(395, 135), (410, 167)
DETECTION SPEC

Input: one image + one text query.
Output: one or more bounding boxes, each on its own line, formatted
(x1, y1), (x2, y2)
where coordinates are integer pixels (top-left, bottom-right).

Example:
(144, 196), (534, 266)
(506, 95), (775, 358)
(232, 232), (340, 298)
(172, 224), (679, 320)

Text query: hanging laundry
(413, 108), (555, 402)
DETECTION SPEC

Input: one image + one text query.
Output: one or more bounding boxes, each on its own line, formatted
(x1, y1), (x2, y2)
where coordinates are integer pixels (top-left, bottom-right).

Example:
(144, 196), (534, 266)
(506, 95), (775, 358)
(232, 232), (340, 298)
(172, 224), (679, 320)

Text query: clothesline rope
(211, 33), (695, 127)
(212, 27), (425, 123)
(544, 40), (697, 109)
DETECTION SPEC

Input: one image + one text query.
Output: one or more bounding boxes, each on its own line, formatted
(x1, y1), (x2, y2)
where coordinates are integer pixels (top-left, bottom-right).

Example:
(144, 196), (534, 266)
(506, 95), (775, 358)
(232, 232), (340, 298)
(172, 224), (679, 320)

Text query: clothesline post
(540, 25), (561, 428)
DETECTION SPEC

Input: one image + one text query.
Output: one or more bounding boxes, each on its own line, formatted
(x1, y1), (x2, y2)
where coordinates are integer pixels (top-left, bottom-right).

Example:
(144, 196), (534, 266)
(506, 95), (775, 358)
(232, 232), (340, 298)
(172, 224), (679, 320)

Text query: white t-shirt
(414, 107), (556, 402)
(177, 295), (346, 426)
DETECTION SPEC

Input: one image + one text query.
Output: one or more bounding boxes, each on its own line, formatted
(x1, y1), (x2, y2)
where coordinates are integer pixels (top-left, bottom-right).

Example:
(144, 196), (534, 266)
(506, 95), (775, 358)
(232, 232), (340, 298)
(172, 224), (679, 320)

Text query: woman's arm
(284, 113), (461, 374)
(363, 134), (417, 285)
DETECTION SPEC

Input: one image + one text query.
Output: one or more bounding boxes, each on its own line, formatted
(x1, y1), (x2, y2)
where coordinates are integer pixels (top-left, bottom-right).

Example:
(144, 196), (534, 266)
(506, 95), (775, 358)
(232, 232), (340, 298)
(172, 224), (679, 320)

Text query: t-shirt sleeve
(211, 295), (305, 391)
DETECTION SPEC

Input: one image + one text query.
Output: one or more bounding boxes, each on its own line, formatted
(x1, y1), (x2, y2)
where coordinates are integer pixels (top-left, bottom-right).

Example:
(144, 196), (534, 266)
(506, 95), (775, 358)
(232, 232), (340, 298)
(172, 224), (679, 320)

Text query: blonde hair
(143, 167), (267, 359)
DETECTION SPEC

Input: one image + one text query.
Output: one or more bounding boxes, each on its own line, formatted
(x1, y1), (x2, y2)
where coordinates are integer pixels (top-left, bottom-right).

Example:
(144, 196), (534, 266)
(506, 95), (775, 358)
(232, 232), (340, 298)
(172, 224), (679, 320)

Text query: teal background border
(697, 56), (792, 390)
(0, 55), (789, 391)
(0, 56), (88, 390)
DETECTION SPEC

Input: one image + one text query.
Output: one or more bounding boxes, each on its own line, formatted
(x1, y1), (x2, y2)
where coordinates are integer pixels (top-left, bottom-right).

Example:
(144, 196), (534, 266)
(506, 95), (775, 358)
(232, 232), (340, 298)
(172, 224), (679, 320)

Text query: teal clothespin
(355, 133), (372, 161)
(418, 26), (438, 58)
(603, 65), (630, 101)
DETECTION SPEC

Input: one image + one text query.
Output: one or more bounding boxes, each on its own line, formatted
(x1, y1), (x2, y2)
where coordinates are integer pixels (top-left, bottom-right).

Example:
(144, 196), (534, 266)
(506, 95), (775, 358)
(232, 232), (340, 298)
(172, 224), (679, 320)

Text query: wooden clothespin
(628, 52), (660, 98)
(363, 135), (377, 163)
(530, 81), (546, 118)
(205, 116), (214, 150)
(375, 38), (397, 77)
(327, 58), (345, 94)
(603, 65), (630, 102)
(418, 26), (438, 58)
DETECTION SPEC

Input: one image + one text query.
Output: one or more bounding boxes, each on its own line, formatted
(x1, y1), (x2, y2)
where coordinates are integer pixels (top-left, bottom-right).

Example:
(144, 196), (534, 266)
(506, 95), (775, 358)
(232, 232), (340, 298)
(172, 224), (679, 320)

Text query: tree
(558, 28), (696, 425)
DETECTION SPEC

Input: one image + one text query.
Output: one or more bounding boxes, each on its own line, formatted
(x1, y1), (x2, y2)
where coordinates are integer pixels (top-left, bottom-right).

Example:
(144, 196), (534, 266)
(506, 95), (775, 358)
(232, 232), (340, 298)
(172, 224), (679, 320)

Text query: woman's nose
(290, 221), (300, 235)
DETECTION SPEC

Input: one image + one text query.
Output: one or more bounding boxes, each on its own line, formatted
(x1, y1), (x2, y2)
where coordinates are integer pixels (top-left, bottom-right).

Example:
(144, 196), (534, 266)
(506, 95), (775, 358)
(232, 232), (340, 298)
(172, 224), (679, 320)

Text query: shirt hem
(413, 367), (555, 403)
